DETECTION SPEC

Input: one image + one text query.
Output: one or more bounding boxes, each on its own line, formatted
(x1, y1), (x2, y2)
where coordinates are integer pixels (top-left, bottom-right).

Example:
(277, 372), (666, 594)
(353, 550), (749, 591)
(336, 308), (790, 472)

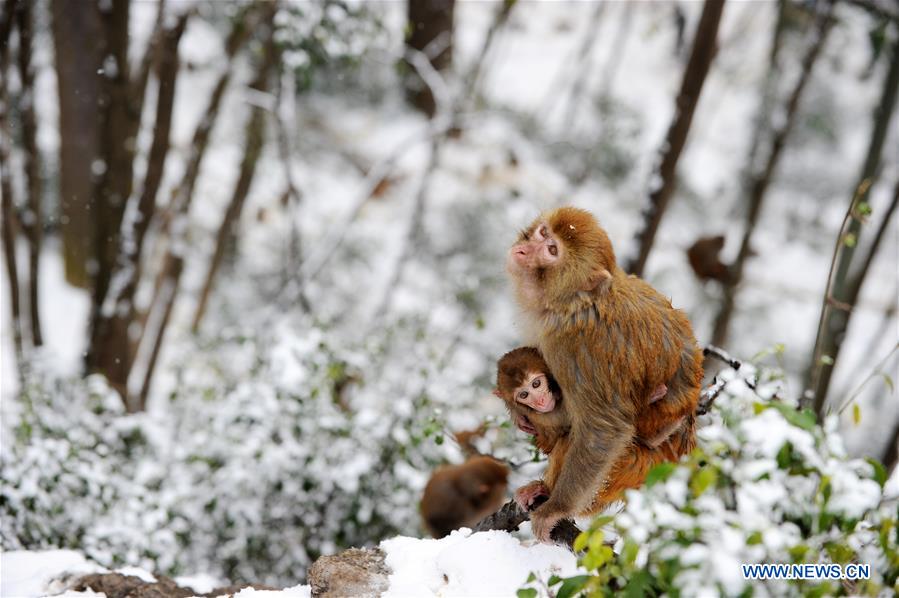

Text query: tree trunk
(0, 0), (23, 363)
(191, 9), (278, 332)
(85, 0), (136, 399)
(15, 0), (42, 347)
(404, 0), (455, 117)
(51, 0), (102, 288)
(883, 419), (899, 476)
(710, 4), (833, 349)
(94, 12), (188, 411)
(626, 0), (726, 276)
(805, 30), (899, 415)
(138, 6), (258, 407)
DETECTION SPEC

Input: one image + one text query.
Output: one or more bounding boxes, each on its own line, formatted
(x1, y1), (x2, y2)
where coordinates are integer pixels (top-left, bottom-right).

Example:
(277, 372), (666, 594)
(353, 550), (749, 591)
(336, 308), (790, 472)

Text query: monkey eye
(518, 390), (528, 400)
(548, 245), (558, 256)
(532, 378), (541, 389)
(539, 226), (548, 238)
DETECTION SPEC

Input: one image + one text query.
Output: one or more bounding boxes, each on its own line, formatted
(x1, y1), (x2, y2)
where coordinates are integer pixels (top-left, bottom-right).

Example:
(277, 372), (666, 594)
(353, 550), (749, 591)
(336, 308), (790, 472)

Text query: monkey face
(513, 371), (556, 413)
(508, 221), (563, 274)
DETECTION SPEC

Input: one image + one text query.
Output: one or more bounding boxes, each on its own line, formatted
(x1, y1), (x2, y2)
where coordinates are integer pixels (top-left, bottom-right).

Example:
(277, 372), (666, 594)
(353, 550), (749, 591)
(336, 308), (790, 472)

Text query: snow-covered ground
(2, 530), (577, 598)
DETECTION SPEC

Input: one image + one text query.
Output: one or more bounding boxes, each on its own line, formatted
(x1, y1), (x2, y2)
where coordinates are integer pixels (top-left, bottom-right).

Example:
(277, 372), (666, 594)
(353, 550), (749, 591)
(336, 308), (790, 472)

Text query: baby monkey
(494, 347), (677, 512)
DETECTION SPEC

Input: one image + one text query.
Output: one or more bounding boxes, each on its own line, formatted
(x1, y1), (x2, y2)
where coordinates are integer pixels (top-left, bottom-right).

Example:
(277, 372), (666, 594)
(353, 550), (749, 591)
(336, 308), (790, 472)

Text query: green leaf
(622, 539), (639, 564)
(843, 232), (857, 247)
(880, 373), (894, 393)
(526, 572), (536, 583)
(747, 531), (763, 545)
(866, 457), (888, 488)
(517, 589), (537, 598)
(623, 570), (653, 598)
(573, 531), (590, 552)
(852, 403), (861, 425)
(556, 575), (589, 598)
(690, 466), (718, 497)
(547, 575), (562, 586)
(770, 402), (817, 431)
(645, 462), (676, 487)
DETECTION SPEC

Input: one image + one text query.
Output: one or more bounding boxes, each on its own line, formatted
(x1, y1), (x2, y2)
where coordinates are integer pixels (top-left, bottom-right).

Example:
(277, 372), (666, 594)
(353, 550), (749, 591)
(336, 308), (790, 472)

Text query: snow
(382, 529), (579, 597)
(1, 533), (579, 598)
(1, 550), (104, 598)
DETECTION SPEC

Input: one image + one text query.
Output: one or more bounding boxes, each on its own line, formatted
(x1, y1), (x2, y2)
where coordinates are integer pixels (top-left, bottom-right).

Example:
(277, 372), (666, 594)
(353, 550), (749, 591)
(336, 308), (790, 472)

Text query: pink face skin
(514, 372), (556, 413)
(508, 223), (562, 273)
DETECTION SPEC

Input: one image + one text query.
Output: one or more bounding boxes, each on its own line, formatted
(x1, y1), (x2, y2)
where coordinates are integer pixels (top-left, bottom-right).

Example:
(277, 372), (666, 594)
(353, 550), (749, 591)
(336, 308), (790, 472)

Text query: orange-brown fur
(420, 456), (509, 538)
(495, 347), (694, 512)
(507, 207), (703, 539)
(687, 235), (731, 284)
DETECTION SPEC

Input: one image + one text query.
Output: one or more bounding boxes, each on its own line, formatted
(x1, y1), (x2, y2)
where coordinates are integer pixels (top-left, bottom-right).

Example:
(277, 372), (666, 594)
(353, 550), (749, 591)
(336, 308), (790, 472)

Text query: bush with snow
(535, 365), (898, 597)
(0, 319), (459, 586)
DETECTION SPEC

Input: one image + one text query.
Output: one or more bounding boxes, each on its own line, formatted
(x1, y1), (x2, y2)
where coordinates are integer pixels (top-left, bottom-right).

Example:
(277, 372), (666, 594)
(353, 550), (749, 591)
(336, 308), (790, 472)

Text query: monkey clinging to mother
(506, 206), (704, 542)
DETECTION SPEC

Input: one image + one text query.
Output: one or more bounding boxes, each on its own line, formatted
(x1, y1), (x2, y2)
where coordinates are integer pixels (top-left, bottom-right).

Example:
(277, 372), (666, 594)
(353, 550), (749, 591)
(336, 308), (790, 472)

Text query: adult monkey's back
(507, 207), (703, 542)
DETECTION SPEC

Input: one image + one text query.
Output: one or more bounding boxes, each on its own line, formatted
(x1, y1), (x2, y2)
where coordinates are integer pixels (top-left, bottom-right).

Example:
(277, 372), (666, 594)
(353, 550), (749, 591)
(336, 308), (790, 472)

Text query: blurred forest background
(1, 0), (898, 587)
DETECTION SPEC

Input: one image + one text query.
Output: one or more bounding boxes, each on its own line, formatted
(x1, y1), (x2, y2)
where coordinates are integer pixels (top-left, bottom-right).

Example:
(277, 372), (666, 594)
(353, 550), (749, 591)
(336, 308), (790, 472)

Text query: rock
(307, 548), (390, 598)
(69, 572), (275, 598)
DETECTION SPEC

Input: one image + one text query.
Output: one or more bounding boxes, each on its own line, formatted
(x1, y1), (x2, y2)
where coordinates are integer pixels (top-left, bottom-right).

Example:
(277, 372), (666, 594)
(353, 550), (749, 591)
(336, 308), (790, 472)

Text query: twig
(836, 342), (899, 416)
(472, 499), (581, 550)
(369, 46), (452, 321)
(702, 345), (742, 371)
(697, 376), (727, 415)
(272, 68), (310, 312)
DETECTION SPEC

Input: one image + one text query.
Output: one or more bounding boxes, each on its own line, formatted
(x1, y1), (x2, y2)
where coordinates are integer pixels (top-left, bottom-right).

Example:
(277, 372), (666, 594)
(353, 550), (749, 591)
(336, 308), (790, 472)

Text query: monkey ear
(582, 268), (612, 292)
(492, 389), (503, 399)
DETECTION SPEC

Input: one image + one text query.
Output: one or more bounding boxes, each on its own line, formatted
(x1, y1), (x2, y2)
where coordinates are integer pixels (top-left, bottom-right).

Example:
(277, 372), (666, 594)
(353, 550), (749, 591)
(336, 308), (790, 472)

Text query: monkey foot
(515, 481), (550, 512)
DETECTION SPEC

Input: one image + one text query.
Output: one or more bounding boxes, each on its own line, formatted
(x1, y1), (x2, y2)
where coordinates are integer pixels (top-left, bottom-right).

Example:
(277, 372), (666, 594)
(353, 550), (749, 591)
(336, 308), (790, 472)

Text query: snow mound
(382, 529), (579, 597)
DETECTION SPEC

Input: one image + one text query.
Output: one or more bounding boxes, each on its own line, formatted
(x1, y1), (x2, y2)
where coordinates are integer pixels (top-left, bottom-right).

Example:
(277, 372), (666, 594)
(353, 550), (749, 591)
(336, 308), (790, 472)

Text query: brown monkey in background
(507, 207), (702, 541)
(494, 347), (684, 512)
(687, 235), (732, 284)
(420, 455), (509, 538)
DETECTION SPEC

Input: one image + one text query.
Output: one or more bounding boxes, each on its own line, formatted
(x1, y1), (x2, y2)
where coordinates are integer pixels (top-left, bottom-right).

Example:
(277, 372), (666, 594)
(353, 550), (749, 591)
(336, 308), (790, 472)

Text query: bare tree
(0, 0), (22, 363)
(883, 419), (899, 475)
(139, 6), (259, 407)
(404, 0), (455, 117)
(710, 3), (834, 348)
(805, 30), (899, 416)
(51, 0), (102, 288)
(93, 11), (189, 411)
(626, 0), (726, 276)
(15, 0), (42, 346)
(191, 5), (279, 332)
(85, 0), (138, 396)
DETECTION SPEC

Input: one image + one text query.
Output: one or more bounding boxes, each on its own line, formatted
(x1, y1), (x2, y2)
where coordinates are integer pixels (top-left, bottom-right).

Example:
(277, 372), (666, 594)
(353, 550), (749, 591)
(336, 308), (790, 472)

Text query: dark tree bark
(883, 419), (899, 475)
(93, 12), (188, 411)
(191, 8), (278, 332)
(710, 4), (833, 349)
(51, 0), (102, 288)
(85, 0), (136, 397)
(626, 0), (726, 276)
(405, 0), (455, 117)
(0, 0), (22, 363)
(805, 30), (899, 415)
(15, 0), (42, 347)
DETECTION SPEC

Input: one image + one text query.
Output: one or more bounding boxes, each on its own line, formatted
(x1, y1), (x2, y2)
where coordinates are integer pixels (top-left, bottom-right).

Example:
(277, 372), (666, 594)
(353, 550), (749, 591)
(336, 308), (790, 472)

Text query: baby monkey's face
(514, 371), (556, 413)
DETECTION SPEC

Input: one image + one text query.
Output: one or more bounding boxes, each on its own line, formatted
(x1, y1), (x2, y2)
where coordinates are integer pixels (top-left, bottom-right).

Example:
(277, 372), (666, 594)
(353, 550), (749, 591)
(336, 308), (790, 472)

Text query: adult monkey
(507, 207), (702, 542)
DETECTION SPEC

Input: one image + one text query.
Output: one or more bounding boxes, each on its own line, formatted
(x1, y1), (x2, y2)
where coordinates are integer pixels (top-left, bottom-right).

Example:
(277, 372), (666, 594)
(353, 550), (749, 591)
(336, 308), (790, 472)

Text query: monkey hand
(530, 503), (564, 544)
(514, 480), (549, 511)
(514, 413), (538, 435)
